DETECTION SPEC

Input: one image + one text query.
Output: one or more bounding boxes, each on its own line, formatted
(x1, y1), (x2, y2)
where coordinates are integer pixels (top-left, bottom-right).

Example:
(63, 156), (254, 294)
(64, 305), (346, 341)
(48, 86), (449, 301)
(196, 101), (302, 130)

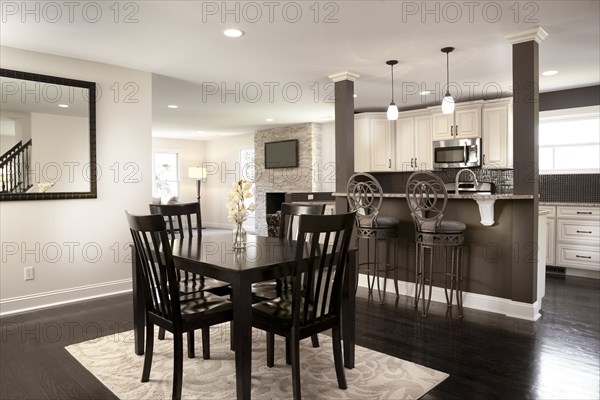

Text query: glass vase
(232, 222), (247, 249)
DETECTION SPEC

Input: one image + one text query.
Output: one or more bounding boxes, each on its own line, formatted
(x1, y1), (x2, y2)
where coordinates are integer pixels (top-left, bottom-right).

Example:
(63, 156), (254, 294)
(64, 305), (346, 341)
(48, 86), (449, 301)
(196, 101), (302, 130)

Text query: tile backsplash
(371, 170), (599, 204)
(539, 174), (600, 203)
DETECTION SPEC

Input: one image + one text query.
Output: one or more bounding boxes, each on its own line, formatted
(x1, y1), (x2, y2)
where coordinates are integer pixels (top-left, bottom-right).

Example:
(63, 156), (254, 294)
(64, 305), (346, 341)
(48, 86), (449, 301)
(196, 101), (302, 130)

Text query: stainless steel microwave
(433, 138), (481, 168)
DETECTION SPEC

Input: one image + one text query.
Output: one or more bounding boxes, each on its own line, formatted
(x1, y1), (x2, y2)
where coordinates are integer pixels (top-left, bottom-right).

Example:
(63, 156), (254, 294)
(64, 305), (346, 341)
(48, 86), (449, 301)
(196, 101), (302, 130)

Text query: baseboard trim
(565, 268), (600, 279)
(0, 279), (132, 316)
(358, 274), (541, 321)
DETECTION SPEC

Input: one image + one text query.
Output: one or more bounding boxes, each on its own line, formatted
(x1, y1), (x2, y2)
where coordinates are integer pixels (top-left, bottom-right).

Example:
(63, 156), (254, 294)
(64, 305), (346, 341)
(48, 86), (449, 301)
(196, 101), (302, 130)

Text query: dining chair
(251, 212), (355, 400)
(406, 171), (466, 317)
(254, 202), (326, 301)
(149, 203), (231, 295)
(255, 202), (326, 352)
(126, 211), (233, 400)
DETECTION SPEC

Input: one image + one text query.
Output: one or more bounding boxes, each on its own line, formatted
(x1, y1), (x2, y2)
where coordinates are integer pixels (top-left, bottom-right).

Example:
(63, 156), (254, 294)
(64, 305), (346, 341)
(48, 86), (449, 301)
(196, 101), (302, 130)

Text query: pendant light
(386, 60), (399, 120)
(441, 47), (455, 115)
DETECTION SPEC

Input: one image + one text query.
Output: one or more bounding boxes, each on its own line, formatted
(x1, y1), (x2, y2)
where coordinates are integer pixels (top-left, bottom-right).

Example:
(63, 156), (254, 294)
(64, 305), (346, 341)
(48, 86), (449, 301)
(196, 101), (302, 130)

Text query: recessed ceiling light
(542, 70), (559, 76)
(58, 104), (69, 108)
(353, 94), (358, 98)
(224, 29), (244, 38)
(419, 91), (432, 96)
(265, 118), (274, 122)
(167, 104), (178, 109)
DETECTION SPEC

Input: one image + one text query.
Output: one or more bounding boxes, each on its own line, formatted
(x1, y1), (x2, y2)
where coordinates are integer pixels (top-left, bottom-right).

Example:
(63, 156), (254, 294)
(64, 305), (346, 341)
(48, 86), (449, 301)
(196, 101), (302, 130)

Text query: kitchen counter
(333, 192), (534, 200)
(539, 202), (600, 207)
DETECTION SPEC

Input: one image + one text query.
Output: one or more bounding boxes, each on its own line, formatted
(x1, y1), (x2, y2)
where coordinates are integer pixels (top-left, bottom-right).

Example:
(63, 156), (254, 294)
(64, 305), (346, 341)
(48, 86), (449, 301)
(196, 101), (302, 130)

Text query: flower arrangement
(226, 179), (256, 224)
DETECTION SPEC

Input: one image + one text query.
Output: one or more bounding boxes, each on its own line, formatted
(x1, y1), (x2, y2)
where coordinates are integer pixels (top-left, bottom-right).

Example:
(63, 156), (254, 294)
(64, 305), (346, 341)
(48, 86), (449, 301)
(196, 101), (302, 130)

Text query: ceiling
(1, 1), (599, 140)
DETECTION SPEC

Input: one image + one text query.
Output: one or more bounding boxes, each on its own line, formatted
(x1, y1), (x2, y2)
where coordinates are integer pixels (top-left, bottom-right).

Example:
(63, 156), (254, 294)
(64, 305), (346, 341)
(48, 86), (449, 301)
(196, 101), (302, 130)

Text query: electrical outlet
(307, 194), (314, 200)
(24, 266), (34, 281)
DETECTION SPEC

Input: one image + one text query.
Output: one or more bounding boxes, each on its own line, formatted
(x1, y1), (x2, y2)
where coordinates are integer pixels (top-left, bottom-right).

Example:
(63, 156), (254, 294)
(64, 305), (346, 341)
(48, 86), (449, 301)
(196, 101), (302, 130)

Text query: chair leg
(290, 334), (301, 400)
(187, 331), (195, 358)
(202, 328), (210, 360)
(444, 246), (453, 306)
(141, 322), (154, 382)
(423, 245), (434, 317)
(331, 325), (347, 390)
(311, 334), (320, 348)
(285, 337), (291, 365)
(158, 327), (166, 340)
(266, 332), (275, 368)
(172, 332), (184, 400)
(414, 243), (423, 309)
(230, 321), (235, 351)
(375, 239), (386, 304)
(457, 246), (464, 318)
(393, 237), (400, 297)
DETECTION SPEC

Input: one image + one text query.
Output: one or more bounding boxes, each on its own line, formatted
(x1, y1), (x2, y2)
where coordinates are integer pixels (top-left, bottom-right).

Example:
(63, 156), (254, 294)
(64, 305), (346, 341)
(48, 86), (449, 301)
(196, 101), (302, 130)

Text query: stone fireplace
(254, 123), (322, 235)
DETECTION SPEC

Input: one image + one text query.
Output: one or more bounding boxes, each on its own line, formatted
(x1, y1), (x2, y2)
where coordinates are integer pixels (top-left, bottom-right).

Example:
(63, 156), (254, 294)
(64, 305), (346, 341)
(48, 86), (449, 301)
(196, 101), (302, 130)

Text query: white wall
(0, 46), (152, 315)
(202, 133), (255, 230)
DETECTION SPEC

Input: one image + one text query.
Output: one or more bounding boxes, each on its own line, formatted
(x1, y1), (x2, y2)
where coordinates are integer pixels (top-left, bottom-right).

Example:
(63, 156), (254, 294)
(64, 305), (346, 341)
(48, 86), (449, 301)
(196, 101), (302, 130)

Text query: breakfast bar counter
(334, 191), (544, 320)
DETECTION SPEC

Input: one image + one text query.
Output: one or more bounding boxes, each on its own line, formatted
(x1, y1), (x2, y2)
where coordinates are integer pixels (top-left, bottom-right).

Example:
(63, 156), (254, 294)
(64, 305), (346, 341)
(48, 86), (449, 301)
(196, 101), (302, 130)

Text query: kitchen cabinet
(555, 205), (600, 272)
(482, 98), (513, 168)
(430, 101), (483, 141)
(539, 205), (556, 266)
(354, 113), (394, 172)
(396, 111), (432, 171)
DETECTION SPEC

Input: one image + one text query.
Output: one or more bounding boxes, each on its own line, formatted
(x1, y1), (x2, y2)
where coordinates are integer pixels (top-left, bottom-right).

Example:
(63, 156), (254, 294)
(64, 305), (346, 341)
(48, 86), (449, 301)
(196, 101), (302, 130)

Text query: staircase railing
(0, 139), (32, 193)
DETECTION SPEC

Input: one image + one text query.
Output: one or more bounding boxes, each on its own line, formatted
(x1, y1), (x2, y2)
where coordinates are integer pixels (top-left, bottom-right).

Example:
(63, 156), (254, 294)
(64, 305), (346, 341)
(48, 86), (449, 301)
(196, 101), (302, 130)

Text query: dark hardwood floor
(1, 275), (598, 399)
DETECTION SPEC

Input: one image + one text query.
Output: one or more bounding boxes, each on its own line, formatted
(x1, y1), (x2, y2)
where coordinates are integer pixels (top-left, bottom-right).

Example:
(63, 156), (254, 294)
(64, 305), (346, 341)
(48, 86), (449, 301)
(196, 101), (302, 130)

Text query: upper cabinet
(354, 113), (394, 172)
(482, 98), (513, 168)
(396, 111), (432, 171)
(430, 101), (483, 141)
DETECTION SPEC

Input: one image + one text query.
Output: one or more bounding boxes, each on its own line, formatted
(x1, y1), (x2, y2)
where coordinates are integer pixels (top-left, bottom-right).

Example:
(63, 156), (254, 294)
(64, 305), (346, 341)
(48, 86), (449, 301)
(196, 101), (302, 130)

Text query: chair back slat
(291, 213), (355, 329)
(127, 211), (181, 323)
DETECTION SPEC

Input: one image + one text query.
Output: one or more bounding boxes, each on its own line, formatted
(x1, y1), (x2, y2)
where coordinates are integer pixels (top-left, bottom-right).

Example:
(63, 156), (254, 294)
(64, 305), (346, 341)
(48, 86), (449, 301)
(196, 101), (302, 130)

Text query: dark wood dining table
(131, 231), (356, 400)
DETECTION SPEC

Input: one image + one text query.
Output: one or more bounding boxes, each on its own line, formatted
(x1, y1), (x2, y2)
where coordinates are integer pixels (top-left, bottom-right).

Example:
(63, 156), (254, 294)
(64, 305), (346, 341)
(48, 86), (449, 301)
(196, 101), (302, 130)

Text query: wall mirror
(0, 68), (96, 200)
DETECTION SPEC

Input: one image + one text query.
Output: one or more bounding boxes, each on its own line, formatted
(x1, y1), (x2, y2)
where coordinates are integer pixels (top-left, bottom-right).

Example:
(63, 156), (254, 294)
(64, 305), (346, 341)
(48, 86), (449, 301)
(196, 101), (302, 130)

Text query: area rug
(66, 324), (448, 399)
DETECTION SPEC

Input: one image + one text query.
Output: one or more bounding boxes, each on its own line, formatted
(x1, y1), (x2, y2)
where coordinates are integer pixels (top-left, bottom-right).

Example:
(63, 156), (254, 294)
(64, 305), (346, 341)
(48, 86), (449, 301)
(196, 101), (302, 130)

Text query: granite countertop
(539, 202), (600, 207)
(333, 192), (534, 200)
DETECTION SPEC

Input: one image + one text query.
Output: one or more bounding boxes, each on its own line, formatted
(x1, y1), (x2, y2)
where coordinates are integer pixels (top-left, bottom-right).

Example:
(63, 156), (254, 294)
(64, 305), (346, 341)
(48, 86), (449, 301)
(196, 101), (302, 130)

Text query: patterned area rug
(66, 324), (448, 399)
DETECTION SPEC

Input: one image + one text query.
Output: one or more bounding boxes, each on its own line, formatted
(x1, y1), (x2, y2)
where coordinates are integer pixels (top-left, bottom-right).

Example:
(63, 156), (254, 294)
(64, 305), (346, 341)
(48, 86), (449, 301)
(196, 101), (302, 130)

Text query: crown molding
(506, 27), (549, 45)
(328, 71), (360, 82)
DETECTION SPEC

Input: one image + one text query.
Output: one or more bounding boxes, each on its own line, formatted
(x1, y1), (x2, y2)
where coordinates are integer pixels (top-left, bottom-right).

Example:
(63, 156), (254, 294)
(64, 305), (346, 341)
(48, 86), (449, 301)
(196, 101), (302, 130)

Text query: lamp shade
(188, 166), (207, 179)
(387, 102), (399, 120)
(441, 93), (455, 114)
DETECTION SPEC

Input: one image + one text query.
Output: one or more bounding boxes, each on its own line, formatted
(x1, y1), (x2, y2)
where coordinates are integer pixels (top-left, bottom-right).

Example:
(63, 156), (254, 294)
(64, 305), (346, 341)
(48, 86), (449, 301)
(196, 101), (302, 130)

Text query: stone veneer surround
(254, 123), (322, 235)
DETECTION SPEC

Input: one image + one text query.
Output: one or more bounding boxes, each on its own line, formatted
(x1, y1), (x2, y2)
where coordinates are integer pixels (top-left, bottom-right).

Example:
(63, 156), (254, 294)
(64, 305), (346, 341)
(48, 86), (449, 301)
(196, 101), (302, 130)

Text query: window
(539, 106), (600, 174)
(153, 152), (179, 201)
(239, 147), (255, 232)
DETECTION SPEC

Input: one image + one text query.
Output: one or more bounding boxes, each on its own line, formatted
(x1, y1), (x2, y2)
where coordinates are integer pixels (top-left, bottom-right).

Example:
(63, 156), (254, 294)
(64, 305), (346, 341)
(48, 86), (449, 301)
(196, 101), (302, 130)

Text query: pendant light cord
(390, 64), (395, 101)
(446, 51), (450, 95)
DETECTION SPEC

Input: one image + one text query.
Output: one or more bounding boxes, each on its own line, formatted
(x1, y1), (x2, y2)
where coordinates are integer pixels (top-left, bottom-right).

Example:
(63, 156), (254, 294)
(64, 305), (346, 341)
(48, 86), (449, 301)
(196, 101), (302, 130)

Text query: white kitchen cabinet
(482, 98), (513, 168)
(430, 101), (482, 141)
(539, 205), (556, 266)
(354, 113), (394, 172)
(555, 205), (600, 272)
(396, 111), (432, 171)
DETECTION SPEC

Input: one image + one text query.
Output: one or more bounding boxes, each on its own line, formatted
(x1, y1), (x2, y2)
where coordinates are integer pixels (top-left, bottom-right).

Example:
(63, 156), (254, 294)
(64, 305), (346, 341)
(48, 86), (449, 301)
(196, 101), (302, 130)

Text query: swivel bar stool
(406, 171), (466, 317)
(347, 173), (400, 304)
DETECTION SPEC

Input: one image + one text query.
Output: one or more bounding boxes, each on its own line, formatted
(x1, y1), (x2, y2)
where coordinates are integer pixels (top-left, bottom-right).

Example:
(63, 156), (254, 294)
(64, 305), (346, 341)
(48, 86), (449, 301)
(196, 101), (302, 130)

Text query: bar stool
(347, 173), (400, 304)
(406, 171), (466, 317)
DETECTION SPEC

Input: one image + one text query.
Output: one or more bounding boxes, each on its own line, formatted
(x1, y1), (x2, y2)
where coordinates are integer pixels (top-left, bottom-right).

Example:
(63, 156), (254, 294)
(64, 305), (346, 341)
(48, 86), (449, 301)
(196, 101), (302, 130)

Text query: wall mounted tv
(264, 139), (299, 169)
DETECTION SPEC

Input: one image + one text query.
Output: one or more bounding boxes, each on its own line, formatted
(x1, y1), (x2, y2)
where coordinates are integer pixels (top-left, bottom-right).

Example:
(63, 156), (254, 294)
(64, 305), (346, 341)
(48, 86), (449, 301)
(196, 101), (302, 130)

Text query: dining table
(131, 231), (356, 400)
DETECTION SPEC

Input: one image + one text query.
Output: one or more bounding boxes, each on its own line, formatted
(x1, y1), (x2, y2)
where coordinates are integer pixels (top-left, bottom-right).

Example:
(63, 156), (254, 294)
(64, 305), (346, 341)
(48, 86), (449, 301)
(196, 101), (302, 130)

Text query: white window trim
(152, 149), (181, 200)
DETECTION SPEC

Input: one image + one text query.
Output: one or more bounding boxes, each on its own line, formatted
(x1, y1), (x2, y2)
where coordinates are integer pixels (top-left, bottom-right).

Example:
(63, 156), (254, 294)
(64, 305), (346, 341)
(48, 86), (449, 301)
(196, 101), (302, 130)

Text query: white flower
(226, 179), (255, 223)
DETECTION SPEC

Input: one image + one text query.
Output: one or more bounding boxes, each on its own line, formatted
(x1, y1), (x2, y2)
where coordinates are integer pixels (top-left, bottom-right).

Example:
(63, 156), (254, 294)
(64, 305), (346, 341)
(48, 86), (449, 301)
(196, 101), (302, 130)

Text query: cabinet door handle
(455, 125), (459, 136)
(576, 230), (593, 234)
(450, 125), (454, 136)
(577, 211), (592, 215)
(483, 154), (486, 165)
(414, 158), (418, 169)
(576, 255), (592, 259)
(388, 159), (391, 168)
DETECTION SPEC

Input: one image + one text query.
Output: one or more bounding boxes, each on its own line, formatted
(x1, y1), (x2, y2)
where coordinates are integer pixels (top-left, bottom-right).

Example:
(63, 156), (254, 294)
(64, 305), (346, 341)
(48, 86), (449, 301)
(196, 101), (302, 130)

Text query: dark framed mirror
(0, 68), (96, 200)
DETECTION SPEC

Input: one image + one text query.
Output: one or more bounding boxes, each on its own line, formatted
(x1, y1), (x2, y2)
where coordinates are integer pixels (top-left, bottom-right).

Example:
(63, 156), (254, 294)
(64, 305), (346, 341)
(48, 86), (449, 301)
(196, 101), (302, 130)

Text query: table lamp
(188, 166), (207, 203)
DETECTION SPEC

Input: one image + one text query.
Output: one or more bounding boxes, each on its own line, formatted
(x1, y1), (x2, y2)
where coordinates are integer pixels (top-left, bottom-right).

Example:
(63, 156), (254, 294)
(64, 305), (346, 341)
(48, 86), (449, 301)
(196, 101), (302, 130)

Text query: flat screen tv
(264, 139), (299, 169)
